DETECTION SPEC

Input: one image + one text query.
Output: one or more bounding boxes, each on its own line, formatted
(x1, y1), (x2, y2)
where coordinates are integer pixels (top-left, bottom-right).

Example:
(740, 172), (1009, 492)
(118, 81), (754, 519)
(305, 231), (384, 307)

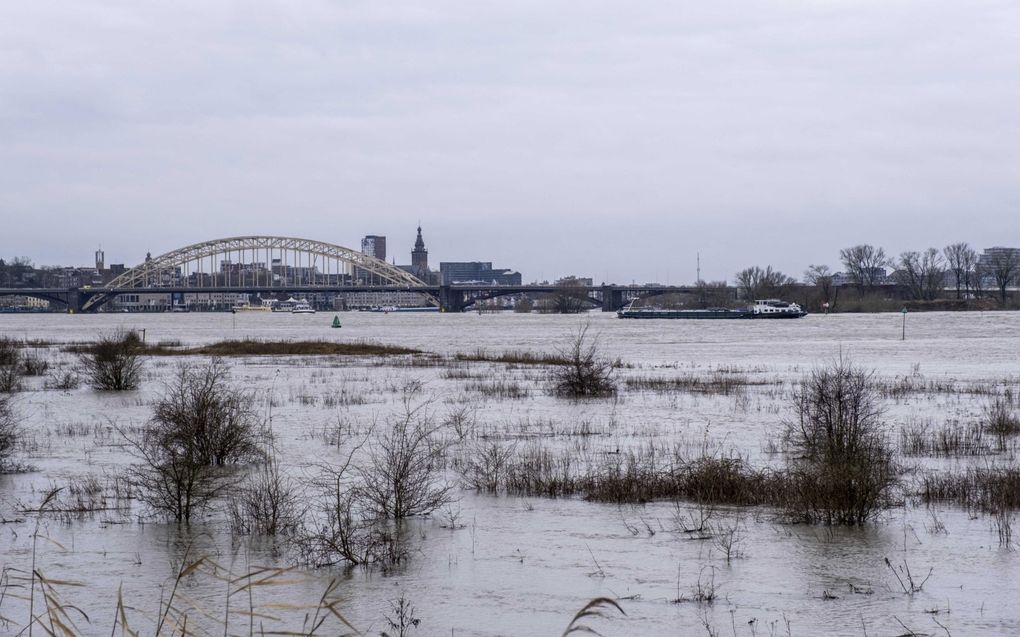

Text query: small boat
(331, 315), (342, 328)
(617, 298), (806, 319)
(291, 300), (316, 314)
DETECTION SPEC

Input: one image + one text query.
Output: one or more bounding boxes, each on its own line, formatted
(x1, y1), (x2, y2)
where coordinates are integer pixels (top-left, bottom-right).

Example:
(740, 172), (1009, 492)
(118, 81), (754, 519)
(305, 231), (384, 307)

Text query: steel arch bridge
(80, 235), (428, 312)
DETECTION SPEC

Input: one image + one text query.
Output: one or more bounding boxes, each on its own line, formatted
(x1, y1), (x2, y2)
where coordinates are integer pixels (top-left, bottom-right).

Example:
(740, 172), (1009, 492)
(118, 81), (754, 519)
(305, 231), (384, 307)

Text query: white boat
(750, 299), (807, 318)
(290, 300), (316, 314)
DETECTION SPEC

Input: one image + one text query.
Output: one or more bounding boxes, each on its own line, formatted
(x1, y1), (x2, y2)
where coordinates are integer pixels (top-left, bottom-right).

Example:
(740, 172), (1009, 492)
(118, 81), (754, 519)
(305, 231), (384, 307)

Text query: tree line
(736, 242), (1019, 306)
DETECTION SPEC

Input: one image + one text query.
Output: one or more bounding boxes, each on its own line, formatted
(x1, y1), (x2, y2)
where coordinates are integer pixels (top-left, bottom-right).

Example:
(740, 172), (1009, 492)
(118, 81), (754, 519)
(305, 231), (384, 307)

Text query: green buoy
(331, 315), (342, 329)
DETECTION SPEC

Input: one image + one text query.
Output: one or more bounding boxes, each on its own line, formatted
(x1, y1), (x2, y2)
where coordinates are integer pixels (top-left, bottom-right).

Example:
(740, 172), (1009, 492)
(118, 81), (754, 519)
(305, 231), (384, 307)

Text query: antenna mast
(696, 252), (701, 284)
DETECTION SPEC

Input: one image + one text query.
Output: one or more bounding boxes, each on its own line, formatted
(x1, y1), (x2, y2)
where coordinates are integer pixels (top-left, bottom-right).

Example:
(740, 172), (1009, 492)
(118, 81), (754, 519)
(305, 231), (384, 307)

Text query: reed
(898, 419), (990, 456)
(921, 465), (1020, 511)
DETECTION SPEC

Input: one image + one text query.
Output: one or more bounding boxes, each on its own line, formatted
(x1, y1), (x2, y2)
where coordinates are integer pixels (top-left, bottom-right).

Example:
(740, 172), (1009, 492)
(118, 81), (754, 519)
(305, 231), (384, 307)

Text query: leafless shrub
(151, 359), (263, 466)
(711, 518), (745, 564)
(0, 337), (21, 393)
(126, 431), (238, 522)
(462, 440), (518, 492)
(785, 355), (895, 525)
(79, 329), (144, 390)
(551, 323), (616, 399)
(298, 471), (410, 569)
(358, 399), (453, 519)
(443, 404), (477, 440)
(0, 395), (19, 471)
(19, 353), (48, 377)
(44, 369), (81, 391)
(126, 359), (262, 521)
(229, 457), (302, 536)
(985, 397), (1020, 451)
(381, 595), (420, 637)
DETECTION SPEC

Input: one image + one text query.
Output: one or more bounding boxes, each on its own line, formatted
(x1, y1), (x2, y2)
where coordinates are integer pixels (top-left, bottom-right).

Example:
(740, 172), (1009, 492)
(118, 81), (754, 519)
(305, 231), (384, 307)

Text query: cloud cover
(2, 1), (1018, 282)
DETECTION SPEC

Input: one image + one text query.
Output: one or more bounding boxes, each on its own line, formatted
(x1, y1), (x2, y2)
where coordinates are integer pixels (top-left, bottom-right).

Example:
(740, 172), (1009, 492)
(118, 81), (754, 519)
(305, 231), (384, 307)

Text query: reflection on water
(1, 311), (1019, 635)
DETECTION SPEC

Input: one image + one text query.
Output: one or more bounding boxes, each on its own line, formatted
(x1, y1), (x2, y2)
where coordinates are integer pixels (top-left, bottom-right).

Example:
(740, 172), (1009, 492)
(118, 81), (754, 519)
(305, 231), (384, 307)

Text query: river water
(1, 310), (1018, 636)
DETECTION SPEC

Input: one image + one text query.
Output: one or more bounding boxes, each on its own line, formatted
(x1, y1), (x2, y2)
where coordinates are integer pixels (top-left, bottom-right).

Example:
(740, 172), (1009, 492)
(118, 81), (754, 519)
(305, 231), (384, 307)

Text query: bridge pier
(437, 285), (468, 313)
(601, 286), (625, 312)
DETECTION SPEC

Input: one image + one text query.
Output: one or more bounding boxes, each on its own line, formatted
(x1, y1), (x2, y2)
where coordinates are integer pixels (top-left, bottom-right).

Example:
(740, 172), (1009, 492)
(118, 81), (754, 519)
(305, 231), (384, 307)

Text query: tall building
(411, 226), (428, 276)
(356, 235), (387, 284)
(361, 235), (386, 261)
(440, 262), (522, 286)
(95, 248), (104, 271)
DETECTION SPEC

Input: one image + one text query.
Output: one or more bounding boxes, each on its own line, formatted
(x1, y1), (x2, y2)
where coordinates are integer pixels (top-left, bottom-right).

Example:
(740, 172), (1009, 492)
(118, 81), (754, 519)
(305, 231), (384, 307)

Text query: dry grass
(160, 338), (422, 357)
(456, 348), (570, 366)
(65, 338), (422, 357)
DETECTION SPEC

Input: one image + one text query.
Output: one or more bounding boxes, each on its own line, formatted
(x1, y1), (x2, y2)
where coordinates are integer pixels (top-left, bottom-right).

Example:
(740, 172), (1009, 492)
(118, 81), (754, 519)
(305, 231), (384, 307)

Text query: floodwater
(1, 310), (1019, 636)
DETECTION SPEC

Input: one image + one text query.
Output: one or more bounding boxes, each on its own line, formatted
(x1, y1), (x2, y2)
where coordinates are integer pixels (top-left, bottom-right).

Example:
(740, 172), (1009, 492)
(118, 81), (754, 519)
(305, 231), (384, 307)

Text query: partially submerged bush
(152, 359), (263, 466)
(128, 359), (263, 521)
(80, 329), (144, 390)
(551, 323), (616, 398)
(0, 337), (21, 393)
(299, 394), (453, 568)
(785, 356), (895, 525)
(985, 397), (1020, 450)
(359, 400), (453, 519)
(230, 457), (301, 536)
(19, 353), (49, 376)
(0, 395), (18, 471)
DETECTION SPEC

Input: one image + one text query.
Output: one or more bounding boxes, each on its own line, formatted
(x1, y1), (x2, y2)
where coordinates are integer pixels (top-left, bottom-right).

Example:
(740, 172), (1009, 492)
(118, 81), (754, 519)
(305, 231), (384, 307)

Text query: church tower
(411, 225), (428, 276)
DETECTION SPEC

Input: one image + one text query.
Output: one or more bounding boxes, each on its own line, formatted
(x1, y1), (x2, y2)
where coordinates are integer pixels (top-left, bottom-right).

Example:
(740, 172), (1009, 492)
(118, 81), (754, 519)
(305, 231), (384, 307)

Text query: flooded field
(1, 310), (1019, 636)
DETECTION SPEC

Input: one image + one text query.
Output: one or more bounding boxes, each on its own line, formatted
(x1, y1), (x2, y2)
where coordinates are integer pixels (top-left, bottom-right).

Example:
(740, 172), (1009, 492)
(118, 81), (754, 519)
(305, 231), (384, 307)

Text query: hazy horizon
(2, 1), (1018, 283)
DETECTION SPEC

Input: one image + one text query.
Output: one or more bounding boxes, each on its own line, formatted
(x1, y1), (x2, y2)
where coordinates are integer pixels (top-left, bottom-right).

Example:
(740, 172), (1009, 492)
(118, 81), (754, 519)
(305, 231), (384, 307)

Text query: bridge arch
(81, 235), (428, 312)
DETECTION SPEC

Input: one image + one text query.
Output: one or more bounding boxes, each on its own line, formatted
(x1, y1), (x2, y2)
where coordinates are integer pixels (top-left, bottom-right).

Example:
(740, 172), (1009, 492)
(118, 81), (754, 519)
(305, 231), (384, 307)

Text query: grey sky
(2, 1), (1018, 283)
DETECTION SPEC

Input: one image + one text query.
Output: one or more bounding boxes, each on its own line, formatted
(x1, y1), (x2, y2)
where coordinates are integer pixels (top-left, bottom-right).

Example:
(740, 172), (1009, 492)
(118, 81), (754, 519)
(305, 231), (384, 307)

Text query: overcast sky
(2, 1), (1018, 283)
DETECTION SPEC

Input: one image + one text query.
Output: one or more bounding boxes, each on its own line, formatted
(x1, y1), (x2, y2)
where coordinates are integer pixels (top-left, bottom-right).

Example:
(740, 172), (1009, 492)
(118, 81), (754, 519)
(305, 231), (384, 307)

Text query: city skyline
(2, 2), (1019, 283)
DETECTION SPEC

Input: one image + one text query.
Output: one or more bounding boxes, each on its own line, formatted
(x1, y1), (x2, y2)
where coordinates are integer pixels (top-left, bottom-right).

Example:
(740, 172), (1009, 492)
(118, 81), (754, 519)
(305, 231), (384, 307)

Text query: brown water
(1, 310), (1018, 636)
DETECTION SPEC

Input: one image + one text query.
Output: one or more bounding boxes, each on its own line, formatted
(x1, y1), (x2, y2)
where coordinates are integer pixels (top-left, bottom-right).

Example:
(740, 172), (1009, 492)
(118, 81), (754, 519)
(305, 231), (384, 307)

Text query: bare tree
(840, 245), (890, 292)
(896, 248), (945, 301)
(980, 248), (1020, 305)
(735, 265), (795, 301)
(79, 329), (144, 391)
(695, 280), (733, 308)
(943, 242), (977, 299)
(803, 264), (835, 308)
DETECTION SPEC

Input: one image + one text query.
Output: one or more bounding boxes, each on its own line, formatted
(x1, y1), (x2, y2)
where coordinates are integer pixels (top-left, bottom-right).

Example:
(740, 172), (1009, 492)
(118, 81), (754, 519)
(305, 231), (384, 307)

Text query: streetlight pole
(901, 307), (907, 341)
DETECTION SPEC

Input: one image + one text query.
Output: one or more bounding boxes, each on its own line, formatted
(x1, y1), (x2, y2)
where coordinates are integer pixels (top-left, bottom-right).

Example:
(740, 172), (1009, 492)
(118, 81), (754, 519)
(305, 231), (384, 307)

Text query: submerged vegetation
(78, 329), (145, 390)
(2, 318), (1019, 634)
